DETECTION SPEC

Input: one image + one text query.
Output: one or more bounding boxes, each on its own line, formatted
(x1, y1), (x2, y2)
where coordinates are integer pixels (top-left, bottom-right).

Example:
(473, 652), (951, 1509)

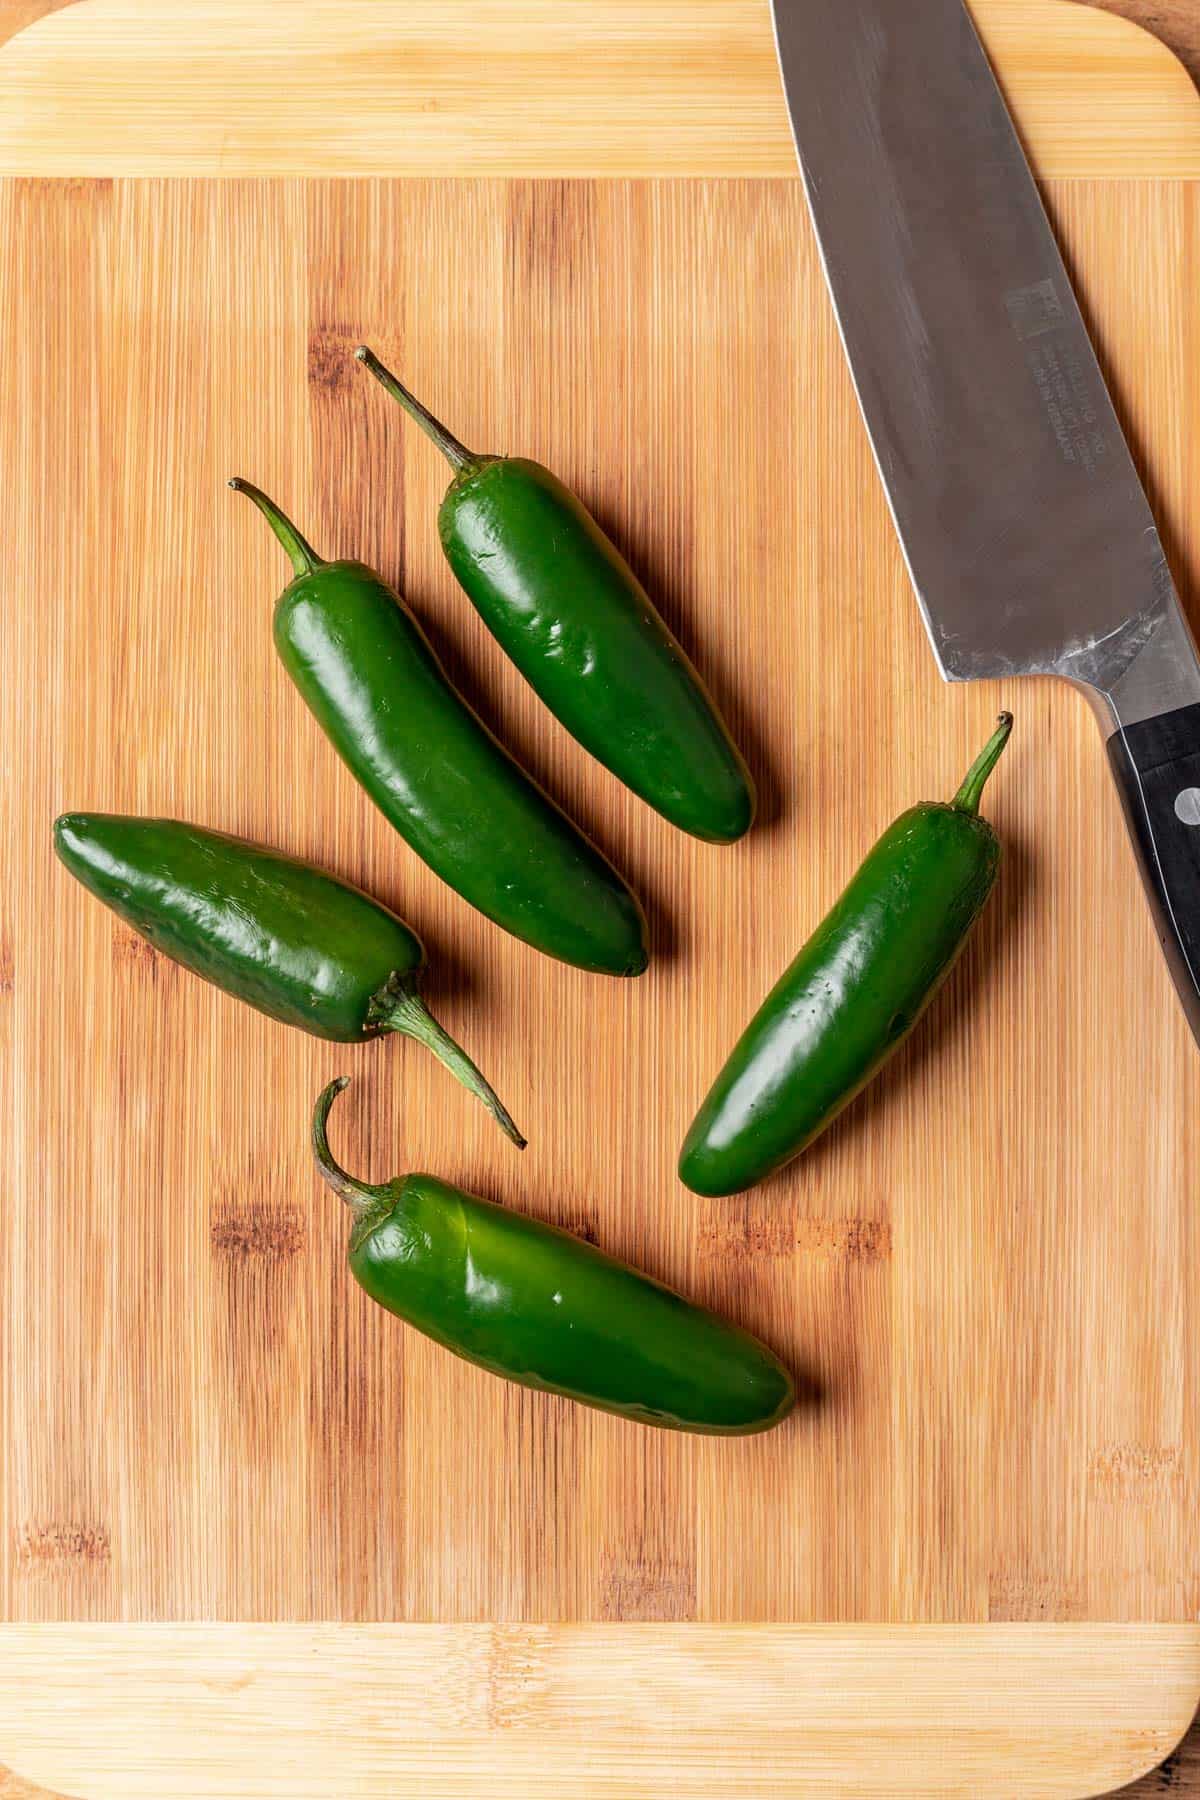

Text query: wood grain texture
(0, 1625), (1191, 1800)
(0, 0), (66, 46)
(1082, 0), (1200, 85)
(3, 0), (1198, 86)
(1120, 1705), (1200, 1795)
(4, 168), (1200, 1628)
(1, 0), (1200, 179)
(3, 4), (1200, 1798)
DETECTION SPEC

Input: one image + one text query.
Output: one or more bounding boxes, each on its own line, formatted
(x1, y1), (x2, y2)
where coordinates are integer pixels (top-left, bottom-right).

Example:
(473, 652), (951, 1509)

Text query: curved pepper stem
(354, 346), (476, 474)
(229, 477), (322, 577)
(311, 1078), (381, 1213)
(368, 972), (526, 1149)
(952, 712), (1013, 816)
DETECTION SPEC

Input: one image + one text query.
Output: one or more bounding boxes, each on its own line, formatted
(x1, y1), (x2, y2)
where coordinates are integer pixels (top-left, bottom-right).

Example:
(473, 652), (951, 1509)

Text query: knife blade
(771, 0), (1200, 1042)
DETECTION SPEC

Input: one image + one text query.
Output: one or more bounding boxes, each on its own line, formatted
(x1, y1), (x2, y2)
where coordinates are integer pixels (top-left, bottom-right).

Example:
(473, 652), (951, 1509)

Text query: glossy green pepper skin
(679, 716), (1013, 1197)
(355, 348), (756, 845)
(53, 814), (524, 1145)
(314, 1078), (795, 1435)
(231, 481), (649, 980)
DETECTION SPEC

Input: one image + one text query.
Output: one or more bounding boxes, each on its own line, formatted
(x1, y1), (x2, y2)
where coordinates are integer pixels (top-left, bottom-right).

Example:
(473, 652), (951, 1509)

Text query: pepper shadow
(451, 1168), (825, 1422)
(393, 585), (681, 961)
(786, 1365), (827, 1414)
(389, 901), (481, 1016)
(729, 818), (1038, 1201)
(295, 823), (486, 1018)
(583, 492), (786, 839)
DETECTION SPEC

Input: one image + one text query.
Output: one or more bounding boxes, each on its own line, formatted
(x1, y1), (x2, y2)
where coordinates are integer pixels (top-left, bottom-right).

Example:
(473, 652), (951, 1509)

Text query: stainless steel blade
(770, 0), (1194, 726)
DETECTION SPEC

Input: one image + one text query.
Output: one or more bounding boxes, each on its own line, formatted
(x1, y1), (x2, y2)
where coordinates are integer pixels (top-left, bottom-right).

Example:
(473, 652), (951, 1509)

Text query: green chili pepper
(679, 715), (1014, 1197)
(53, 814), (524, 1146)
(314, 1077), (794, 1434)
(354, 347), (756, 846)
(230, 480), (648, 979)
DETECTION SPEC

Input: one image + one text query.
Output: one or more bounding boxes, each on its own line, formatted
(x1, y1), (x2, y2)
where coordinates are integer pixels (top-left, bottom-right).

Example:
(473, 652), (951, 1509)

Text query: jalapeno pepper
(679, 715), (1013, 1197)
(314, 1077), (794, 1434)
(354, 347), (756, 846)
(53, 814), (524, 1145)
(230, 480), (649, 979)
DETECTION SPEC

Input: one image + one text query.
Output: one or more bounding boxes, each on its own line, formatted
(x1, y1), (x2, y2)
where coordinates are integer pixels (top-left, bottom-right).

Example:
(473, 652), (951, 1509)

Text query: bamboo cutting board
(2, 2), (1200, 1795)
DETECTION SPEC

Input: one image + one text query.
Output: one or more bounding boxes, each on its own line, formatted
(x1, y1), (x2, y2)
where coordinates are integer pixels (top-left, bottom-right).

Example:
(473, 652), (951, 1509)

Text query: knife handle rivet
(1173, 788), (1200, 826)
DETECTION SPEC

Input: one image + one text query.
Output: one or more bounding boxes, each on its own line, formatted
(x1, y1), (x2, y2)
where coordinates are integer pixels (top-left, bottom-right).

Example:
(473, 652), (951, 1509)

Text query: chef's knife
(771, 0), (1200, 1042)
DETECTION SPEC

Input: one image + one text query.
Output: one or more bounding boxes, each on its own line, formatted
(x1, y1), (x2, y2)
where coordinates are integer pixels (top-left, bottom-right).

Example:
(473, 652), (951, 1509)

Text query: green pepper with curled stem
(54, 813), (524, 1145)
(313, 1077), (795, 1434)
(354, 346), (756, 845)
(230, 479), (648, 979)
(679, 714), (1014, 1196)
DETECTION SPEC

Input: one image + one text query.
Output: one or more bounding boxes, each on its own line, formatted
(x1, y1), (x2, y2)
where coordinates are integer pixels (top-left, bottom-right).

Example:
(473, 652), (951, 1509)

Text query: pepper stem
(228, 477), (322, 577)
(354, 346), (475, 473)
(952, 712), (1014, 815)
(311, 1078), (380, 1213)
(368, 972), (526, 1149)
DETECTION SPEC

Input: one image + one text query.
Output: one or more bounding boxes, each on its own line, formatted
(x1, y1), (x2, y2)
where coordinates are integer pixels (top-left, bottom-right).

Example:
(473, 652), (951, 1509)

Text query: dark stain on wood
(796, 1217), (892, 1262)
(987, 1570), (1087, 1621)
(211, 1200), (306, 1261)
(485, 1625), (549, 1730)
(700, 1210), (892, 1264)
(1089, 1443), (1182, 1490)
(111, 924), (161, 974)
(601, 1555), (696, 1621)
(14, 1520), (111, 1566)
(308, 327), (360, 396)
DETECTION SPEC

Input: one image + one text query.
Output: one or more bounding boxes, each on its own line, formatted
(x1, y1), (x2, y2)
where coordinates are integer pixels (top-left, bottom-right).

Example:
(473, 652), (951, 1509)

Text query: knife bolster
(1106, 701), (1200, 1043)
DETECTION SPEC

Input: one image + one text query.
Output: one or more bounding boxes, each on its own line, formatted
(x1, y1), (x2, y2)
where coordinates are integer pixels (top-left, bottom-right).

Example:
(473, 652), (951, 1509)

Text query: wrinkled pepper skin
(679, 716), (1013, 1197)
(356, 348), (756, 845)
(53, 814), (524, 1144)
(315, 1079), (795, 1435)
(231, 480), (648, 979)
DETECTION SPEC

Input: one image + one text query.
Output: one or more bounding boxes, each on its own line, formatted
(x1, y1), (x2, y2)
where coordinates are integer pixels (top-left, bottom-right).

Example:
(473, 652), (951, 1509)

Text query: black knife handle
(1106, 701), (1200, 1042)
